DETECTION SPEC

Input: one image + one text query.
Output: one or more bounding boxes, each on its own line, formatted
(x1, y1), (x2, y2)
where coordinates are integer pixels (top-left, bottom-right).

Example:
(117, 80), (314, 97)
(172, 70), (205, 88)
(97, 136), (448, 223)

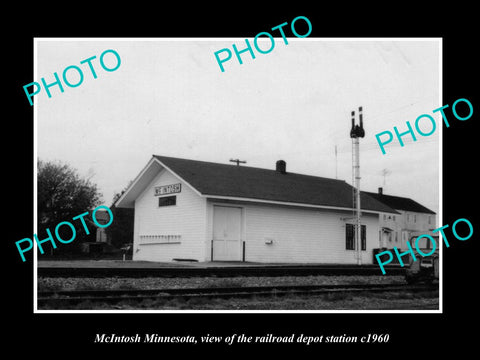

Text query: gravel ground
(38, 275), (406, 292)
(139, 291), (439, 311)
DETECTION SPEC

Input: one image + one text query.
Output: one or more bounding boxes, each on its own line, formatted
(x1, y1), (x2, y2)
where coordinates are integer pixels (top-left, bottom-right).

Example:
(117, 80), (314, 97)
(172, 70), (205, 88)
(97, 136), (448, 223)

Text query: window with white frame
(159, 195), (177, 207)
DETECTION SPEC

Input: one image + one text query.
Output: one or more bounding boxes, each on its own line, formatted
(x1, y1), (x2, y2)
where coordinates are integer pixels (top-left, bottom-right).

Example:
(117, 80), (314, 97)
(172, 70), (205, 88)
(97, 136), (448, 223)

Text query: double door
(212, 206), (242, 261)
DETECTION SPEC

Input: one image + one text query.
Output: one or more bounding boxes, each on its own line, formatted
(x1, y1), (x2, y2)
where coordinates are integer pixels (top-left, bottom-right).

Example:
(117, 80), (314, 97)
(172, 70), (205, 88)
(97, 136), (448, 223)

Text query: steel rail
(37, 283), (437, 307)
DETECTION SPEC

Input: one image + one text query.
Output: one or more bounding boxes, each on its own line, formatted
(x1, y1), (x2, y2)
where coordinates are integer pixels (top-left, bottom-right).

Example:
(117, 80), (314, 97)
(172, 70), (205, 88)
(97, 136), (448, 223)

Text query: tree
(37, 159), (102, 254)
(104, 185), (134, 249)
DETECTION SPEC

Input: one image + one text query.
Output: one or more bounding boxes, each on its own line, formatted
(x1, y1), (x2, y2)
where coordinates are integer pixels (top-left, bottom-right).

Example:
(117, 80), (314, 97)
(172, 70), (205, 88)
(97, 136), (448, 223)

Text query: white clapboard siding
(207, 201), (379, 264)
(133, 169), (207, 262)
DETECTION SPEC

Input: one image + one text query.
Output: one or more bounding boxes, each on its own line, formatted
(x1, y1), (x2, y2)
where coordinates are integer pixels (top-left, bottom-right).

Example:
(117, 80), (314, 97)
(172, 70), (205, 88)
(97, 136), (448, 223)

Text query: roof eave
(116, 156), (204, 208)
(115, 157), (162, 208)
(205, 194), (396, 215)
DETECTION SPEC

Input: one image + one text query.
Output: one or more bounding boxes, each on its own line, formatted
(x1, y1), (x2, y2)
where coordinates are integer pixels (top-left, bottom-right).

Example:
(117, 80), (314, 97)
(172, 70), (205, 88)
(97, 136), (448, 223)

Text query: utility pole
(229, 159), (246, 166)
(335, 145), (338, 179)
(350, 106), (365, 265)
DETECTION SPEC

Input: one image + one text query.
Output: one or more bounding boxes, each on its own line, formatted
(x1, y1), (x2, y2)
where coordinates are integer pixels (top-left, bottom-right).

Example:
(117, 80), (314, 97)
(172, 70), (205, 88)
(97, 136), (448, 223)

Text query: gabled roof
(116, 155), (398, 214)
(362, 191), (436, 215)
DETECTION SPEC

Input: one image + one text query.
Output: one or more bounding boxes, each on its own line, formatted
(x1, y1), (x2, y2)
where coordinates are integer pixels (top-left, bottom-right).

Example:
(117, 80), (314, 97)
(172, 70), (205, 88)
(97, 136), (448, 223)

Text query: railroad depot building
(115, 155), (398, 264)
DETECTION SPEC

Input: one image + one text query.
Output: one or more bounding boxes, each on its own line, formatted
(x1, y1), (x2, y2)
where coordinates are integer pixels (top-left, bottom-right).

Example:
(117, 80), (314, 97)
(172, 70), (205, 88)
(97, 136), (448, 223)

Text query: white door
(212, 206), (242, 261)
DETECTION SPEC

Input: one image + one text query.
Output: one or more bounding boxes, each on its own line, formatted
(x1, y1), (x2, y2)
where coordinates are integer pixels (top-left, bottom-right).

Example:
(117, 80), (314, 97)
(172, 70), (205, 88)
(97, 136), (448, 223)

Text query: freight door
(212, 206), (242, 261)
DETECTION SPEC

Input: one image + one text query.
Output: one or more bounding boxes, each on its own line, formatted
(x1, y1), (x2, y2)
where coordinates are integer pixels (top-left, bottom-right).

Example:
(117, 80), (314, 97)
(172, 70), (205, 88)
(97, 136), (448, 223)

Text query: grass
(38, 289), (439, 311)
(322, 292), (351, 302)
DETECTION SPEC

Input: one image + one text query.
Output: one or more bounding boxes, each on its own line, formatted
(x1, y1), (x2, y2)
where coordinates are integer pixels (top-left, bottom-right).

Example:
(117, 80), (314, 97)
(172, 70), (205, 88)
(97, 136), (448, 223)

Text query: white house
(363, 188), (437, 250)
(115, 155), (398, 264)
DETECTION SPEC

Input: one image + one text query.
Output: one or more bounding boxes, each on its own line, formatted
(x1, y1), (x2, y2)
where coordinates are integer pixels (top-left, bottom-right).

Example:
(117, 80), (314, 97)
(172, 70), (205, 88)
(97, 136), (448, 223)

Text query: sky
(36, 38), (441, 219)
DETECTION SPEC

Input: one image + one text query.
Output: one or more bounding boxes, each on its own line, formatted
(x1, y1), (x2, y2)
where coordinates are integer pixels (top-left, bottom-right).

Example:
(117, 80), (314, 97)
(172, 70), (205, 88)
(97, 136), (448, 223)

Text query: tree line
(38, 159), (133, 257)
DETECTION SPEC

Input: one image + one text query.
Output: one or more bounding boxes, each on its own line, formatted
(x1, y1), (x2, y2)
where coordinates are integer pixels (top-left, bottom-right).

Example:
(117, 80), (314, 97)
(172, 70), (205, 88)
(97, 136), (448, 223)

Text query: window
(393, 215), (396, 221)
(414, 214), (417, 223)
(346, 224), (354, 250)
(362, 225), (366, 250)
(159, 195), (176, 207)
(407, 214), (410, 222)
(383, 214), (386, 221)
(346, 224), (366, 251)
(428, 216), (431, 224)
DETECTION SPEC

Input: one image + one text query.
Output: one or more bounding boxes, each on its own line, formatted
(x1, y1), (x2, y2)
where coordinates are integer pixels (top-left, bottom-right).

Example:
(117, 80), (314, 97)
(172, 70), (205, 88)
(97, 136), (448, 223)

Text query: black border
(6, 4), (479, 355)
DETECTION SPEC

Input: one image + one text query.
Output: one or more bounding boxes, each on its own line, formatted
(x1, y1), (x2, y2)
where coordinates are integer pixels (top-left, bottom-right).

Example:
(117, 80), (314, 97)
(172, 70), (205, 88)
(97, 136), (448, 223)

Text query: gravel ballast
(38, 275), (406, 292)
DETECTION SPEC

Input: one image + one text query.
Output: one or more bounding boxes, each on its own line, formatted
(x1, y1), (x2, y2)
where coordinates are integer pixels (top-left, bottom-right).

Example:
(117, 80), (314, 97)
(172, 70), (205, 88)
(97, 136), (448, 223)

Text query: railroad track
(37, 283), (437, 307)
(37, 264), (405, 278)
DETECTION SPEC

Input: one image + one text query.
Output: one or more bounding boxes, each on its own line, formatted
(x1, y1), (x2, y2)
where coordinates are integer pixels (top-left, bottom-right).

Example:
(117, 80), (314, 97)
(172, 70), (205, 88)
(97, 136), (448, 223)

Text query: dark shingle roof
(362, 191), (436, 214)
(153, 155), (398, 214)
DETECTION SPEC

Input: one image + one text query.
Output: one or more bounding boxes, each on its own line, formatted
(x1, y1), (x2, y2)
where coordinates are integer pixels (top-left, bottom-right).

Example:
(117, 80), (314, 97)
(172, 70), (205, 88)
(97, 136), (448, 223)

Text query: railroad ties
(37, 283), (437, 308)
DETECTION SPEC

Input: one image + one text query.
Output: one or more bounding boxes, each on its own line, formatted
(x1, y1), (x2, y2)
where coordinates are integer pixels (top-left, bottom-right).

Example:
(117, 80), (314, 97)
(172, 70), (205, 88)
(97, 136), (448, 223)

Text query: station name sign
(154, 183), (182, 196)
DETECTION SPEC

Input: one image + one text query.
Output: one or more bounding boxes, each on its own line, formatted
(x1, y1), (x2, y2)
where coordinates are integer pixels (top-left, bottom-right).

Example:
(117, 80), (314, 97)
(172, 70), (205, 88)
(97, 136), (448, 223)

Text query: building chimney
(378, 187), (383, 195)
(276, 160), (286, 174)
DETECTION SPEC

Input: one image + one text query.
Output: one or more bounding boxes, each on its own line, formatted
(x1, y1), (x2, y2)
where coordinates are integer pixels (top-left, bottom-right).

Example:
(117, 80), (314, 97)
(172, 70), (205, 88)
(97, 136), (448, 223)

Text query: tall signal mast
(350, 106), (365, 265)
